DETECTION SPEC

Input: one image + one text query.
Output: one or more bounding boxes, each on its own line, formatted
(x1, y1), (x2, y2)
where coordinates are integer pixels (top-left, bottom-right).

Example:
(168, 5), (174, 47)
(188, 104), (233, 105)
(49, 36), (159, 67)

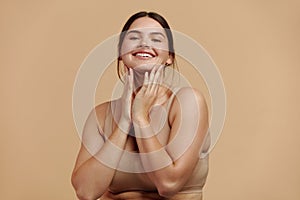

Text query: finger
(148, 71), (156, 94)
(128, 68), (134, 90)
(158, 65), (164, 86)
(152, 74), (160, 94)
(149, 65), (163, 93)
(149, 66), (156, 84)
(143, 71), (149, 85)
(154, 65), (164, 85)
(155, 58), (163, 67)
(156, 65), (164, 76)
(148, 64), (159, 90)
(140, 72), (148, 93)
(154, 63), (161, 73)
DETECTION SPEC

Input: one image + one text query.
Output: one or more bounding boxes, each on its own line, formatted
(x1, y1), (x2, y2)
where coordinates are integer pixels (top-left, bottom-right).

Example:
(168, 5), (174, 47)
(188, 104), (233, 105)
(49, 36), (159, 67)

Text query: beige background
(1, 0), (299, 199)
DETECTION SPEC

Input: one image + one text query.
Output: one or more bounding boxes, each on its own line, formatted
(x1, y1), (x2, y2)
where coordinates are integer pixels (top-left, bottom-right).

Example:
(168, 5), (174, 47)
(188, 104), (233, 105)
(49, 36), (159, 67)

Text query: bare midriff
(100, 190), (202, 200)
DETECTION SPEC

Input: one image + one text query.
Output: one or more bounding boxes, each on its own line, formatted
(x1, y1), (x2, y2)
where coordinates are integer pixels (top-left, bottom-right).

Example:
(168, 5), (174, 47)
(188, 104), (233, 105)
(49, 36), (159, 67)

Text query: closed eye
(129, 36), (140, 40)
(151, 38), (161, 42)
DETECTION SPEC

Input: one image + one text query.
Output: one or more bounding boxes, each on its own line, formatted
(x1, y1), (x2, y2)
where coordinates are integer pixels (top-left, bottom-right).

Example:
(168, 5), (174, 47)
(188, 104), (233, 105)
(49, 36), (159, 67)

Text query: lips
(132, 50), (156, 59)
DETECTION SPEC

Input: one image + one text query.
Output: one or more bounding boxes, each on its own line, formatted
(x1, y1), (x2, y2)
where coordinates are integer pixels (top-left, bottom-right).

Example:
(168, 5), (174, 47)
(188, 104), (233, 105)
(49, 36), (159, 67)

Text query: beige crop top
(99, 89), (209, 195)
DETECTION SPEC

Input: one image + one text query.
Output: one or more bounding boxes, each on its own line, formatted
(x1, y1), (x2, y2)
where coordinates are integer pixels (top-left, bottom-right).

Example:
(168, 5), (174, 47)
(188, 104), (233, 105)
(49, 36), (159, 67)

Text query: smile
(132, 50), (156, 59)
(135, 53), (154, 58)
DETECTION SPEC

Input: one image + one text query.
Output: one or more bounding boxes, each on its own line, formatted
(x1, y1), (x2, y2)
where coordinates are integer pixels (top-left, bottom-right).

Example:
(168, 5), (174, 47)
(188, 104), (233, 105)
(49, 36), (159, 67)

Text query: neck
(132, 70), (171, 105)
(132, 70), (145, 93)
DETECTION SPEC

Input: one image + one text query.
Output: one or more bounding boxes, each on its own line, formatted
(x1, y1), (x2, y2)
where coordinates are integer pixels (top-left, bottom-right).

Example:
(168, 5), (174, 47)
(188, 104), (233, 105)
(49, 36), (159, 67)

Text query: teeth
(135, 53), (153, 58)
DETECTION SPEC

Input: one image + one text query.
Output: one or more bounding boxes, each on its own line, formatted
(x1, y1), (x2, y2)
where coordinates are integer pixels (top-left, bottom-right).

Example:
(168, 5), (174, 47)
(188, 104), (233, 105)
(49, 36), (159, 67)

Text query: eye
(151, 38), (162, 42)
(129, 36), (140, 40)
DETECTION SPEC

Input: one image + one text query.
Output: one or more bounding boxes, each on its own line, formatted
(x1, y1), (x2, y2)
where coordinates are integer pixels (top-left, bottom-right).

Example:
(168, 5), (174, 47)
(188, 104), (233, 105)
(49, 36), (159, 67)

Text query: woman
(71, 11), (210, 200)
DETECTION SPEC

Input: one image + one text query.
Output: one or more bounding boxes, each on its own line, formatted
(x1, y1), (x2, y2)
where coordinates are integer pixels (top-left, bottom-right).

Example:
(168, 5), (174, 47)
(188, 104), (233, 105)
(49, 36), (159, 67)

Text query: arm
(71, 70), (134, 200)
(71, 105), (129, 200)
(132, 69), (209, 197)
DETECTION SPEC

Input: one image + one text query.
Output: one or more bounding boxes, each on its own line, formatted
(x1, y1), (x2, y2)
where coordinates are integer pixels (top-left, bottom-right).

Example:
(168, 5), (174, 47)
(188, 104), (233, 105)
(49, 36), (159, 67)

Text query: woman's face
(120, 17), (173, 71)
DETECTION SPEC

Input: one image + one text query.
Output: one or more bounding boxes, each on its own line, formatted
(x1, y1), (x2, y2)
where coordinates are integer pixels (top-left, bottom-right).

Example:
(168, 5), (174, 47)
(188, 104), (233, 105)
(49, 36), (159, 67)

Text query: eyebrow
(127, 30), (141, 35)
(150, 32), (166, 38)
(127, 30), (166, 38)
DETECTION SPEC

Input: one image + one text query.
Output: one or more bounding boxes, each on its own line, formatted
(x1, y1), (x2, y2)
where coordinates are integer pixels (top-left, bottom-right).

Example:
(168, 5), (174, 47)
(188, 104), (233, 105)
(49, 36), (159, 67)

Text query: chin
(122, 54), (163, 72)
(132, 62), (158, 72)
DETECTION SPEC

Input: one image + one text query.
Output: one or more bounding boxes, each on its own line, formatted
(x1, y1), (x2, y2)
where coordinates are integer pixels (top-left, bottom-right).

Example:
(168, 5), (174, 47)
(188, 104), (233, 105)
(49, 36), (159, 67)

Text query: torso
(96, 89), (209, 200)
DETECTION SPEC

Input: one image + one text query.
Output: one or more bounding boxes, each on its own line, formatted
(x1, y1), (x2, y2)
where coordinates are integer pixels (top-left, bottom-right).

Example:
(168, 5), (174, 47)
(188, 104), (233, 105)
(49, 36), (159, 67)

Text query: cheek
(152, 41), (169, 52)
(157, 49), (170, 59)
(120, 40), (136, 56)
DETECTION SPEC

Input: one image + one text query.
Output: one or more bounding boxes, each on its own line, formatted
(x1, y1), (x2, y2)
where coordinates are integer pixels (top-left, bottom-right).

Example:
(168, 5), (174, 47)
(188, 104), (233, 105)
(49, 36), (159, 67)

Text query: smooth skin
(71, 17), (209, 200)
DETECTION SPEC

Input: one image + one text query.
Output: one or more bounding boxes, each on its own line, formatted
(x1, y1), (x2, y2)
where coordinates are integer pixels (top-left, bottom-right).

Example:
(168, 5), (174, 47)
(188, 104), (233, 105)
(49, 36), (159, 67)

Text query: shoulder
(95, 101), (110, 116)
(94, 99), (120, 128)
(168, 87), (207, 122)
(93, 101), (111, 132)
(170, 87), (207, 109)
(175, 87), (205, 102)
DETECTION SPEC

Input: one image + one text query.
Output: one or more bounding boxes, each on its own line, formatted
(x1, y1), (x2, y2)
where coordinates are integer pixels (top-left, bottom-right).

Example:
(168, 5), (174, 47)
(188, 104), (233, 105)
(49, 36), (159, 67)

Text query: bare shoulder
(168, 87), (207, 123)
(94, 101), (110, 132)
(95, 101), (110, 115)
(170, 87), (207, 109)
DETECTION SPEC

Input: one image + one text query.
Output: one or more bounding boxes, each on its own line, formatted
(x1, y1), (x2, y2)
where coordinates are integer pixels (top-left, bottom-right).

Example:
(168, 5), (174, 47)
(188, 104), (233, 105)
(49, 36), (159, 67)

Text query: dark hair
(117, 11), (177, 80)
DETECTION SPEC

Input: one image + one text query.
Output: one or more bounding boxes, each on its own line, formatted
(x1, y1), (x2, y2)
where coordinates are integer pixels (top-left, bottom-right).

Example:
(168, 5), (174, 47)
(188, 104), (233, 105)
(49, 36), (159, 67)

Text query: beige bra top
(101, 89), (209, 194)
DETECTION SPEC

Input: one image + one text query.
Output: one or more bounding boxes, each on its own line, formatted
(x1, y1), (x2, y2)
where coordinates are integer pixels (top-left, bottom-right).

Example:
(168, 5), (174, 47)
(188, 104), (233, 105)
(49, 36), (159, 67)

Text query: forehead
(128, 17), (165, 33)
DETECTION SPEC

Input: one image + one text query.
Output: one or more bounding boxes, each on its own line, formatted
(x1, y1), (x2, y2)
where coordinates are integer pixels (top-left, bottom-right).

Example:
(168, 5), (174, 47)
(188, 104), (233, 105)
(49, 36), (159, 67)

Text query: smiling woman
(71, 11), (210, 200)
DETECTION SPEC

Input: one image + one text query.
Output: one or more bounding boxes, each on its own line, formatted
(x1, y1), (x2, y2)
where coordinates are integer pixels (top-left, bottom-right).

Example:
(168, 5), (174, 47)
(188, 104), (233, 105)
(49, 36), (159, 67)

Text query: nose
(138, 37), (150, 48)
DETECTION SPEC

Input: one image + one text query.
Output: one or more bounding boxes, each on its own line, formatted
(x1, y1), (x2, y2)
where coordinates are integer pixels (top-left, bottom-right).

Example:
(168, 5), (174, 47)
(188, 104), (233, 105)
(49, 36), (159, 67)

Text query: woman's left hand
(132, 65), (164, 126)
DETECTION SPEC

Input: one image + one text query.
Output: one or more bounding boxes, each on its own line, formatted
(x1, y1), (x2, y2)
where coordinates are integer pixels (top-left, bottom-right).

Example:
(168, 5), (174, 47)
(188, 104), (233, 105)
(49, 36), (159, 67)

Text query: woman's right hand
(118, 68), (134, 133)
